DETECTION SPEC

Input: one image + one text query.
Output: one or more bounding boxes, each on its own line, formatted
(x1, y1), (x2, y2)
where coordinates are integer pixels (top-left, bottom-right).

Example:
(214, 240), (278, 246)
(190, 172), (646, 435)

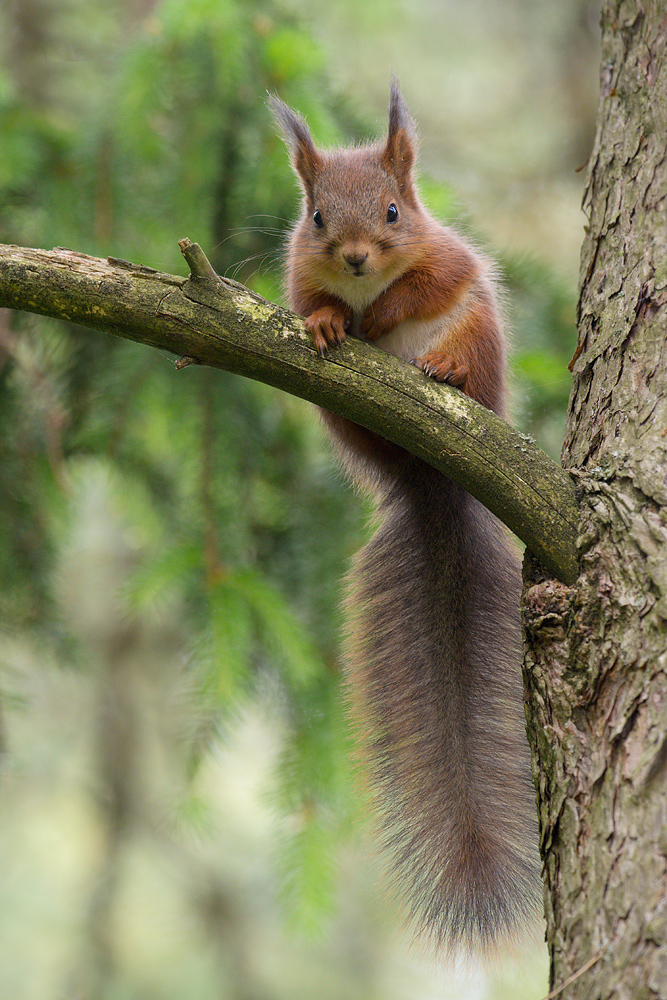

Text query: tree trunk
(523, 2), (667, 996)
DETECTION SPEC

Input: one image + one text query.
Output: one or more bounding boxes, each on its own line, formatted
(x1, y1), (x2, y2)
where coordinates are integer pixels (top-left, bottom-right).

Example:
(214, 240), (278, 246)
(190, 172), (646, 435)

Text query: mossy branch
(0, 240), (579, 583)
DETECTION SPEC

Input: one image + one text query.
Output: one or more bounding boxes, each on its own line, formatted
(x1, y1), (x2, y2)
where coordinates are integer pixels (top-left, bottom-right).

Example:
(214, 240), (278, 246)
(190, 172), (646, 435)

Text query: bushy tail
(344, 460), (541, 952)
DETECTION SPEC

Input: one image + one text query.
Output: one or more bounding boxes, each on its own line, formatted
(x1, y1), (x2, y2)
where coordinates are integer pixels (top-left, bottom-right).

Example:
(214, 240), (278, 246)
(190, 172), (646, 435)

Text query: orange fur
(269, 82), (540, 953)
(271, 84), (507, 423)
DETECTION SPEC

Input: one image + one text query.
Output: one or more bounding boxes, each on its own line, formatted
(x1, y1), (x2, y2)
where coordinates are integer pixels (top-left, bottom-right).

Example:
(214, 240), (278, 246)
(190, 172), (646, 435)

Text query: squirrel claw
(311, 330), (332, 356)
(412, 352), (469, 390)
(305, 307), (349, 355)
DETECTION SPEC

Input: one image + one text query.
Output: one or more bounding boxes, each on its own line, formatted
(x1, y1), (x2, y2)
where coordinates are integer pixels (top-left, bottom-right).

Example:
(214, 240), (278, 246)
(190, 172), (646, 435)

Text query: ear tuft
(388, 77), (417, 141)
(381, 78), (418, 191)
(268, 94), (322, 194)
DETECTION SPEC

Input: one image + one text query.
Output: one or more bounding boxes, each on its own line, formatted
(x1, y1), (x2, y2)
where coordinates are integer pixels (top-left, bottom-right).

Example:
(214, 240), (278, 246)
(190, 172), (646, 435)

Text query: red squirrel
(269, 81), (541, 953)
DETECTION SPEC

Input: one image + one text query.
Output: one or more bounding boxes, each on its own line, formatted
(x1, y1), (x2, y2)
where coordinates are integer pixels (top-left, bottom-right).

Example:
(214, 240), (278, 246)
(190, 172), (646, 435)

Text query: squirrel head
(269, 81), (426, 302)
(269, 79), (418, 198)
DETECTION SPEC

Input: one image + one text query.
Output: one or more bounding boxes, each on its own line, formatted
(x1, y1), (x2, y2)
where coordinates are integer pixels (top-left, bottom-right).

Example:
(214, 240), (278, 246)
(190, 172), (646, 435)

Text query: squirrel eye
(386, 203), (399, 223)
(313, 209), (324, 229)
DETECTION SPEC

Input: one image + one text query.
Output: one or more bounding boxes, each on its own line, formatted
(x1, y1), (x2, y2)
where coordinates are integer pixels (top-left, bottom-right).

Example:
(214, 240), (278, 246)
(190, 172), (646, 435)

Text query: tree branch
(0, 240), (578, 583)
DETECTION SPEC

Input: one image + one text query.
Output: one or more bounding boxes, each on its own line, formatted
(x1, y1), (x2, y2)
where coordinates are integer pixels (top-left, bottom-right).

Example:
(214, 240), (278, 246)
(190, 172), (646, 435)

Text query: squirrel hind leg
(411, 351), (469, 390)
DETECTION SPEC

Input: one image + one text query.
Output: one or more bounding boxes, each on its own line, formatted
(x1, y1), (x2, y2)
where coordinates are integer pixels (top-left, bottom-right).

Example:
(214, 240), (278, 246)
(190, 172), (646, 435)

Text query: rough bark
(523, 2), (667, 996)
(0, 241), (578, 583)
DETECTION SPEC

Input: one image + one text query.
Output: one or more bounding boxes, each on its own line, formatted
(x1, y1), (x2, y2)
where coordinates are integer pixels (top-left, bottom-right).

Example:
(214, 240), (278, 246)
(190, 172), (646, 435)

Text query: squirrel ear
(381, 78), (418, 191)
(268, 94), (322, 194)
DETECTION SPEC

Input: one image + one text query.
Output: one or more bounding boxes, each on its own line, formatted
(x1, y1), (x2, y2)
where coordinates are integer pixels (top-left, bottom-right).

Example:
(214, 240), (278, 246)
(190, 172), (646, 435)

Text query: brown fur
(270, 81), (541, 952)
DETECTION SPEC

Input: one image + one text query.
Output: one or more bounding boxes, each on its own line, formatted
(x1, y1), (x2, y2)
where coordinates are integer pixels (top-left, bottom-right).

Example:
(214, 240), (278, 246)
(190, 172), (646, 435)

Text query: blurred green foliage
(0, 0), (567, 995)
(1, 2), (369, 992)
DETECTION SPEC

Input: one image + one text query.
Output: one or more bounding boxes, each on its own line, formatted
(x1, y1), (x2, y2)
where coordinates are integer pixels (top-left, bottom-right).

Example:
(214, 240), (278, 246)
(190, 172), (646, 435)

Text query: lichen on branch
(0, 240), (578, 583)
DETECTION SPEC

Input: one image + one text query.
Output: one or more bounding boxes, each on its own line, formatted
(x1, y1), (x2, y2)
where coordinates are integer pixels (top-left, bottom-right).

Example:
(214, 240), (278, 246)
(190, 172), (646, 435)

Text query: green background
(0, 0), (598, 996)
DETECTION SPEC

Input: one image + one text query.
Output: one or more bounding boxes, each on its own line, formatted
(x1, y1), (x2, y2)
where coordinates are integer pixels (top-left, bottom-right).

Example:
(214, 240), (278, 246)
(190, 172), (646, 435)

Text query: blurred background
(0, 0), (599, 996)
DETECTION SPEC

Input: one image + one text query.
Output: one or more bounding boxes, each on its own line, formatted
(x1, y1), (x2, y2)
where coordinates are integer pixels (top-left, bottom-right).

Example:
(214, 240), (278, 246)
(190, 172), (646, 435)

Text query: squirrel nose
(343, 249), (368, 268)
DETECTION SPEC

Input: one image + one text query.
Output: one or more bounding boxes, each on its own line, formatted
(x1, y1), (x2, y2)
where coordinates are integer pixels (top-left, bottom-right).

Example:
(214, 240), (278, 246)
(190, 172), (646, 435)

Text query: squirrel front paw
(411, 351), (469, 390)
(304, 306), (349, 356)
(360, 303), (394, 342)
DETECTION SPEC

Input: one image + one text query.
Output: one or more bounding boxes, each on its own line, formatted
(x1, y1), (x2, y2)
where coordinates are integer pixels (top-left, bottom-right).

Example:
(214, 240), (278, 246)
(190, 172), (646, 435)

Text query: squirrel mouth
(344, 264), (368, 278)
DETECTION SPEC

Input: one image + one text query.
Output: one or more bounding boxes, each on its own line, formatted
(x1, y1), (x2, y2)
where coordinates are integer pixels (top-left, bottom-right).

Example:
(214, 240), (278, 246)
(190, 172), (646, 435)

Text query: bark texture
(523, 2), (667, 996)
(0, 242), (578, 582)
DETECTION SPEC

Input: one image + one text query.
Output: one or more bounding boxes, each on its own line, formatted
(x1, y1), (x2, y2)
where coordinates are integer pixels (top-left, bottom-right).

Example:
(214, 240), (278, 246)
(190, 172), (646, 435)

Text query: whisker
(225, 249), (284, 281)
(244, 213), (291, 224)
